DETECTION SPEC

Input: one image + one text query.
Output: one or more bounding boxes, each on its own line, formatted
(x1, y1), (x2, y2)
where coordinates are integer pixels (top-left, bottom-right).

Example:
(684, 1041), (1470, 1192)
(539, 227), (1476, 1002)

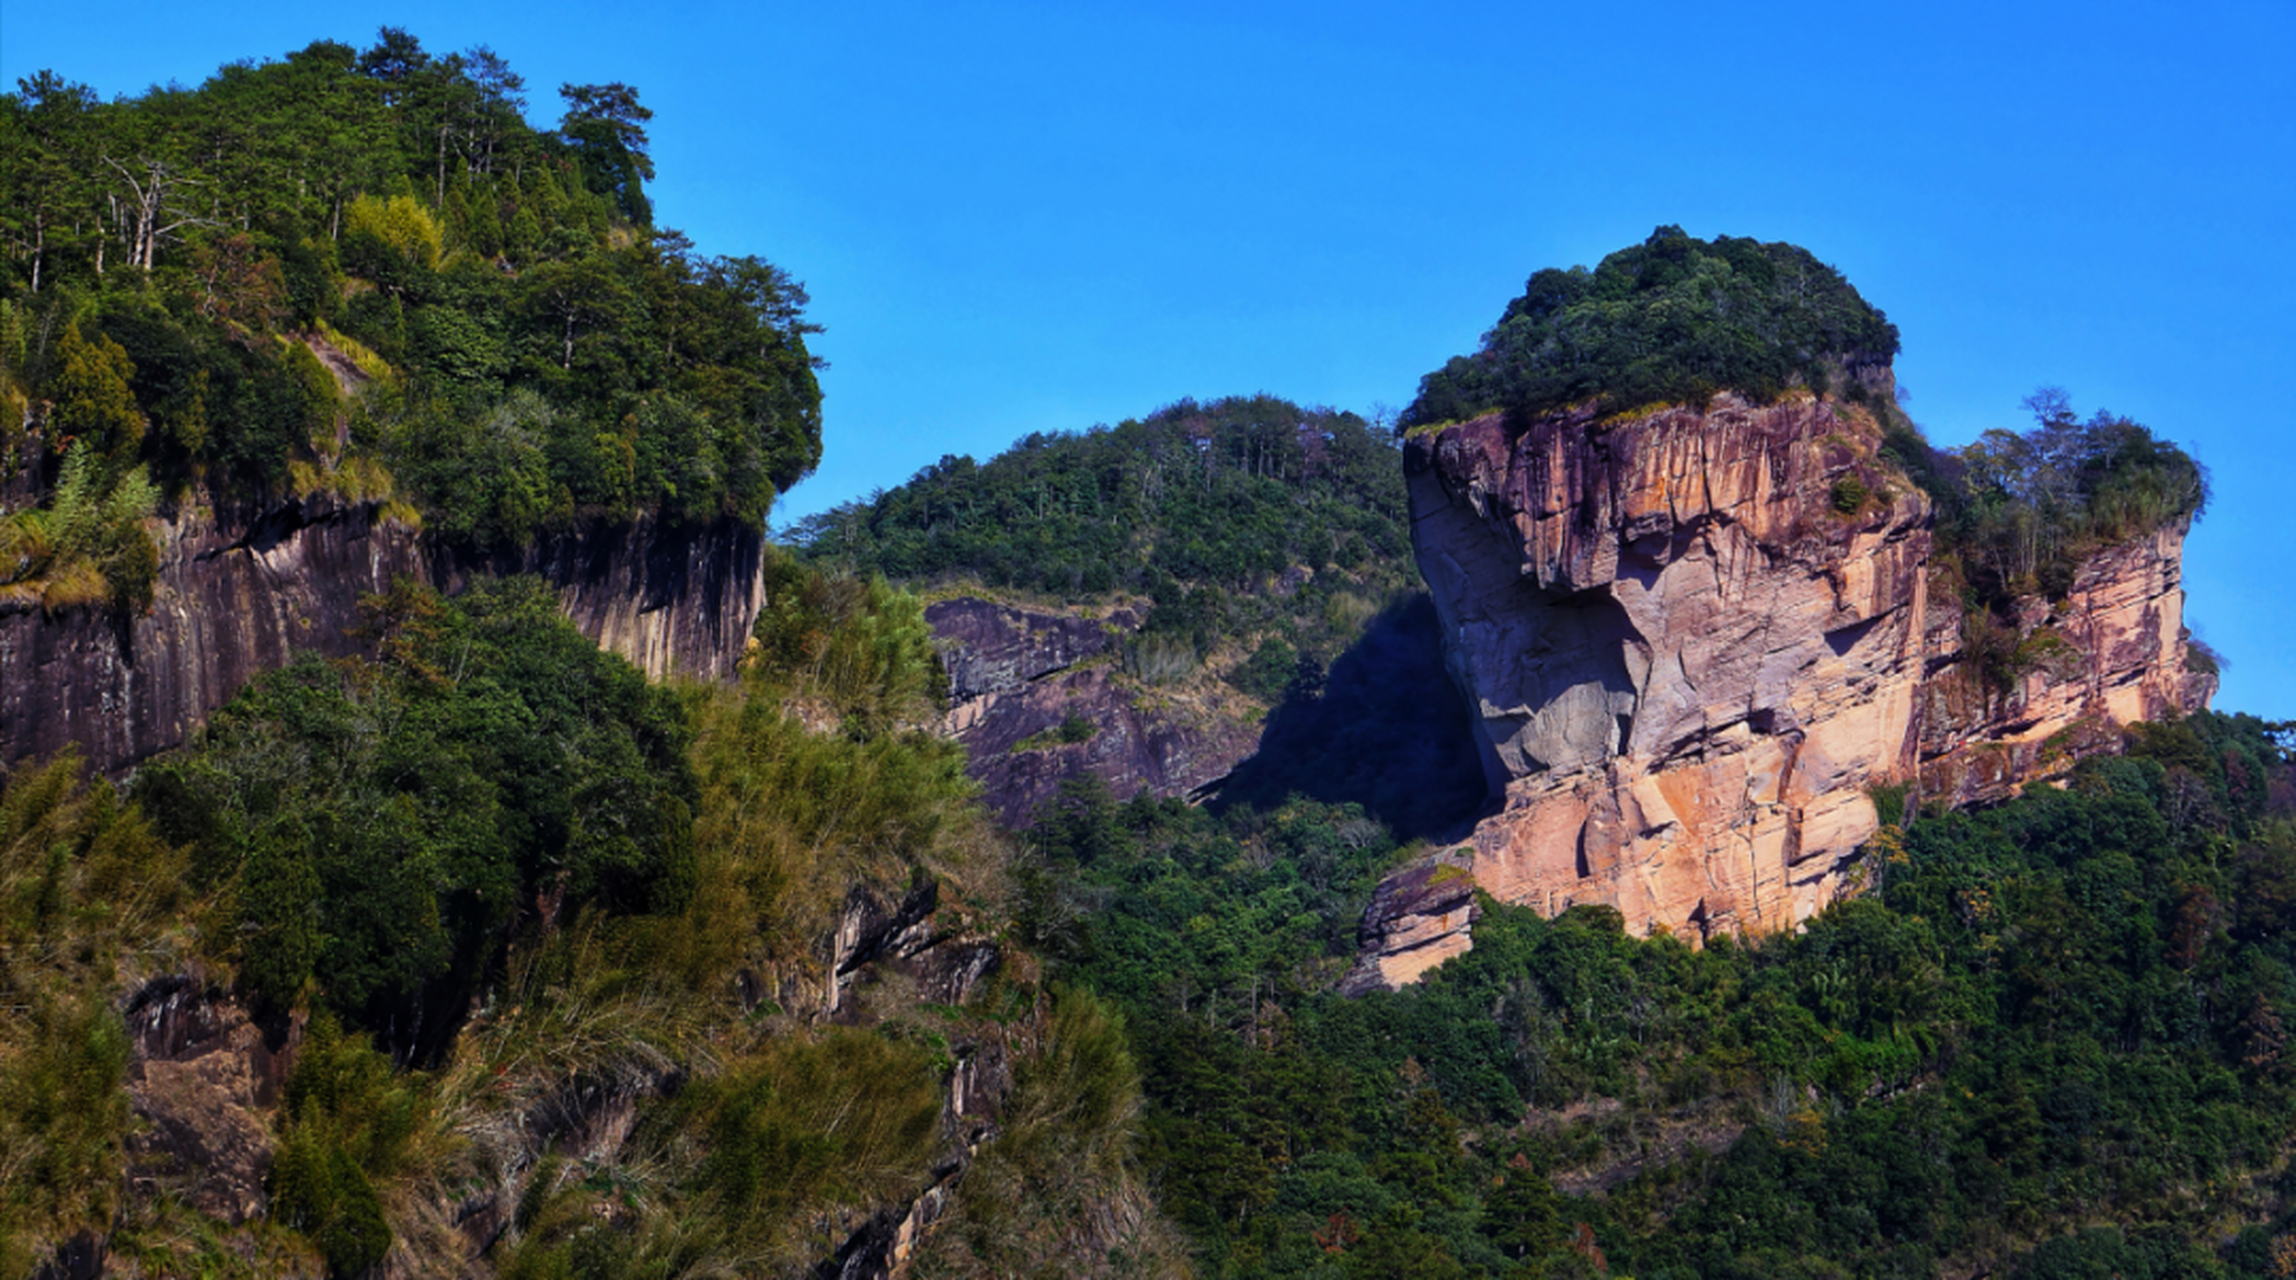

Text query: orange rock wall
(1389, 394), (2212, 972)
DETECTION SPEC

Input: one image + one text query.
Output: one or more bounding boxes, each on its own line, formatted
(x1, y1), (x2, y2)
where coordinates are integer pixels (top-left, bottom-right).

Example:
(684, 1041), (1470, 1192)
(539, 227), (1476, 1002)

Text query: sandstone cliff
(1351, 394), (2212, 989)
(926, 596), (1264, 827)
(2, 494), (768, 776)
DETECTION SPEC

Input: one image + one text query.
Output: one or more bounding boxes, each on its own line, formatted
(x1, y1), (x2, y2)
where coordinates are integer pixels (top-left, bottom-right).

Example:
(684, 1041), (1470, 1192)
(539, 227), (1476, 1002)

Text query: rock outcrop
(119, 972), (299, 1227)
(1338, 856), (1482, 995)
(926, 596), (1264, 827)
(2, 494), (769, 775)
(1371, 392), (2212, 984)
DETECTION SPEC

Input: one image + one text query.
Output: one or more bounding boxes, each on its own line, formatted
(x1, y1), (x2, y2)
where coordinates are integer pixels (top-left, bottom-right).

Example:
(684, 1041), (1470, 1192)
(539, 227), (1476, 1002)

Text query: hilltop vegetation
(1, 30), (822, 608)
(1402, 226), (1900, 429)
(798, 396), (1402, 595)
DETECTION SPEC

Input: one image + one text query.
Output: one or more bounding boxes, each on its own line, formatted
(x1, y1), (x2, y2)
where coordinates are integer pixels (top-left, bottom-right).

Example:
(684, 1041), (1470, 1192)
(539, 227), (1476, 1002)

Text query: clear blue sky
(6, 1), (2292, 716)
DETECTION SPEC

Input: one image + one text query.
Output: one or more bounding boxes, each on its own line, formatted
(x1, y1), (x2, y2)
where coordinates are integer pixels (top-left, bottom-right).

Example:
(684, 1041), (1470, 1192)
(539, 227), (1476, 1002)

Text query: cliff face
(1366, 394), (2211, 986)
(2, 496), (767, 775)
(926, 597), (1265, 828)
(1916, 519), (2214, 808)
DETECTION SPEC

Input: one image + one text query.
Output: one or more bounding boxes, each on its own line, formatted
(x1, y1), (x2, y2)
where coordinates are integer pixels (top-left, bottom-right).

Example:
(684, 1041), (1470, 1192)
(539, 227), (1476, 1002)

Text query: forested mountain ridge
(797, 395), (1489, 837)
(3, 30), (822, 548)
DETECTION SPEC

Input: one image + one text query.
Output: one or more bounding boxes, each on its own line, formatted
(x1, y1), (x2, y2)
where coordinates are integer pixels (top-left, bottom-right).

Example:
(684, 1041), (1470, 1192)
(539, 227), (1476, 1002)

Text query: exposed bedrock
(1412, 394), (1935, 946)
(2, 495), (768, 775)
(1355, 394), (2212, 989)
(925, 596), (1263, 828)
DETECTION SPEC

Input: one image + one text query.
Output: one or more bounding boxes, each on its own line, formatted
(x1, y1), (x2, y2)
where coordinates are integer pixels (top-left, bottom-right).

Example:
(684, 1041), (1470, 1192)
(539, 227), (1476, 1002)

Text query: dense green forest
(1, 30), (822, 610)
(797, 395), (1415, 678)
(1026, 711), (2296, 1278)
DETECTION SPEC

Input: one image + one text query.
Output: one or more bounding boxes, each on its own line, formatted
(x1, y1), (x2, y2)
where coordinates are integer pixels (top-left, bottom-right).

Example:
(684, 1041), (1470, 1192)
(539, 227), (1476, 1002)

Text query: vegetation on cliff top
(1893, 388), (2210, 607)
(0, 30), (822, 609)
(1401, 226), (1900, 429)
(800, 393), (1436, 710)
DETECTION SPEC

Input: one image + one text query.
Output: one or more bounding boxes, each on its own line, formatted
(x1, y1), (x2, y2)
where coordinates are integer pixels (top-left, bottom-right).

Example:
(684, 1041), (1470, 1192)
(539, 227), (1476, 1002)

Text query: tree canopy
(0, 29), (823, 612)
(1403, 226), (1901, 428)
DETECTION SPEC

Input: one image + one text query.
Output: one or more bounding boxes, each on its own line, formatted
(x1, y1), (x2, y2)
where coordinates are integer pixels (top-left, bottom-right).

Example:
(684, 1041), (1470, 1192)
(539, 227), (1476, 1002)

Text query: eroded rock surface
(1373, 393), (2213, 985)
(1410, 395), (1935, 942)
(1916, 520), (2214, 808)
(1338, 858), (1482, 995)
(2, 491), (768, 775)
(120, 974), (297, 1225)
(926, 597), (1263, 827)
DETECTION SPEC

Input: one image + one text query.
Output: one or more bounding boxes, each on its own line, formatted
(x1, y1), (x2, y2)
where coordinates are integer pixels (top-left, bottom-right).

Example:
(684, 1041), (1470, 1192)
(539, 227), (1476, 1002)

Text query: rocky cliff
(1351, 393), (2212, 989)
(926, 596), (1264, 827)
(2, 494), (767, 776)
(1915, 518), (2214, 809)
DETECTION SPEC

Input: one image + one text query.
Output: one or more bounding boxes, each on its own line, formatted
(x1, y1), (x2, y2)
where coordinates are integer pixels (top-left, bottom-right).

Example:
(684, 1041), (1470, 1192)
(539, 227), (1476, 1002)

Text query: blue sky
(6, 1), (2292, 715)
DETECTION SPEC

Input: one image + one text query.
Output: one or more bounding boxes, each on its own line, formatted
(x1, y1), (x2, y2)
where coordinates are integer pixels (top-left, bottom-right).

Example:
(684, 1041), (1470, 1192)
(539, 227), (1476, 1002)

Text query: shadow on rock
(1212, 593), (1491, 842)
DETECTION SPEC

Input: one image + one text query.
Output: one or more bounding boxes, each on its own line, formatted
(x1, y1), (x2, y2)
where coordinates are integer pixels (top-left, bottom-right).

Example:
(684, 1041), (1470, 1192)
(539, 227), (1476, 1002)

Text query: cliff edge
(2, 492), (766, 775)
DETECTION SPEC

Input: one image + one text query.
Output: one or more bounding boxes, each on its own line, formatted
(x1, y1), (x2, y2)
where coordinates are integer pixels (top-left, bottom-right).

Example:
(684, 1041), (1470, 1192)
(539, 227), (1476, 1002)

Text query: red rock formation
(1916, 519), (2214, 808)
(1354, 393), (2213, 990)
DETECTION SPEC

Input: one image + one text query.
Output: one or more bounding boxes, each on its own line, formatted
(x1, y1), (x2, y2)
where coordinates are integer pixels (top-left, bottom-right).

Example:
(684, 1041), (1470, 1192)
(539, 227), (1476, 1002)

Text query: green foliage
(751, 552), (950, 733)
(1029, 710), (2296, 1275)
(1403, 226), (1900, 427)
(137, 578), (694, 1057)
(1919, 390), (2210, 610)
(269, 1012), (424, 1277)
(344, 193), (443, 272)
(693, 1030), (943, 1239)
(1, 439), (161, 612)
(0, 34), (822, 541)
(912, 988), (1192, 1278)
(0, 752), (185, 1274)
(46, 322), (144, 462)
(796, 395), (1411, 621)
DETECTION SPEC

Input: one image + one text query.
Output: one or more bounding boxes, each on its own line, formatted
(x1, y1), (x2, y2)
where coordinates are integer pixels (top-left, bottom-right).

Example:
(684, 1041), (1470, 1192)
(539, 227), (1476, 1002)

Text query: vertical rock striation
(1360, 393), (2213, 988)
(1, 497), (769, 775)
(1409, 393), (1933, 945)
(2, 496), (428, 774)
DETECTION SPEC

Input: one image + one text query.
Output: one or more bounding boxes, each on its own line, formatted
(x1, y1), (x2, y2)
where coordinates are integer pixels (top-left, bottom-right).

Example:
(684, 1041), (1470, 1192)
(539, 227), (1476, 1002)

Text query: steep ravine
(2, 494), (767, 775)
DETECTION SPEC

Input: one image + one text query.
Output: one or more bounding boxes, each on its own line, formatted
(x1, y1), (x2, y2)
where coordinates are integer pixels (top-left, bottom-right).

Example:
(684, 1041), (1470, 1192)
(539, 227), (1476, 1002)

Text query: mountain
(795, 394), (1488, 838)
(1348, 231), (2216, 989)
(4, 40), (2291, 1279)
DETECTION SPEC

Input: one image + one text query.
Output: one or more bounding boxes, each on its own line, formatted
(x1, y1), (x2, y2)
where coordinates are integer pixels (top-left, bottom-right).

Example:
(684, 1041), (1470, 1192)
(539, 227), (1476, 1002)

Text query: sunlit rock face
(1386, 392), (2211, 974)
(1915, 517), (2213, 809)
(1410, 393), (1934, 941)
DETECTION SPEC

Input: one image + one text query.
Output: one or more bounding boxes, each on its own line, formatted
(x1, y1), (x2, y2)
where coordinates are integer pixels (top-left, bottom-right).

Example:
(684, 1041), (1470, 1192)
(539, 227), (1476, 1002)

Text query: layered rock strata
(1354, 394), (2211, 990)
(927, 596), (1263, 827)
(2, 493), (769, 775)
